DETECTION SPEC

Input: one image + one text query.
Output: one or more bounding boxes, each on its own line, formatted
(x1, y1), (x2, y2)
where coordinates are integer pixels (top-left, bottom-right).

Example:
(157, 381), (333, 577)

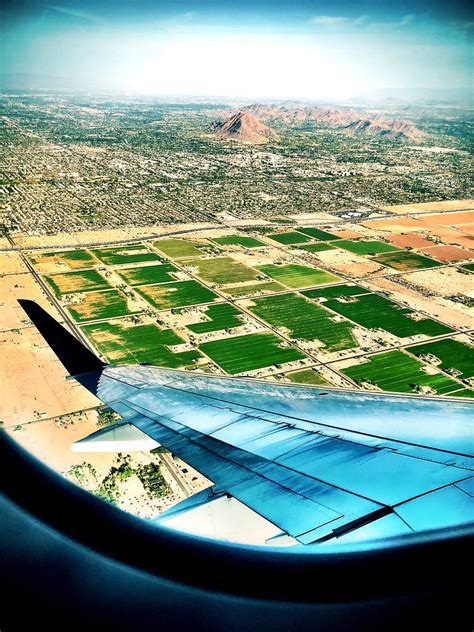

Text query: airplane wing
(19, 300), (474, 545)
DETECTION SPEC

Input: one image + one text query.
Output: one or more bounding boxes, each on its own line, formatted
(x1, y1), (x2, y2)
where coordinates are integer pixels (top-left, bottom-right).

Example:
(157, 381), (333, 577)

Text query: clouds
(45, 4), (105, 24)
(309, 15), (367, 27)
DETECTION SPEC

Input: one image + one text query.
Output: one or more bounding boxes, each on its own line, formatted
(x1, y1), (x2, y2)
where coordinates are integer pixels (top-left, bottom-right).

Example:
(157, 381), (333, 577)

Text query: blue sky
(1, 1), (472, 99)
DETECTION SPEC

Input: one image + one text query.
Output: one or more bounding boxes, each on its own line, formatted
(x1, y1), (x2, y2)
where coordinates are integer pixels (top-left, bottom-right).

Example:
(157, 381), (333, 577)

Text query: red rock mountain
(211, 111), (280, 144)
(243, 103), (425, 141)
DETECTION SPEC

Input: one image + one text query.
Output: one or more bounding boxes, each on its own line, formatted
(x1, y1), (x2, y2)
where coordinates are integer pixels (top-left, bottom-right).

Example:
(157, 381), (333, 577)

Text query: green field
(44, 269), (111, 296)
(295, 243), (336, 253)
(223, 281), (285, 297)
(67, 289), (138, 322)
(199, 332), (305, 374)
(258, 264), (340, 289)
(117, 263), (178, 286)
(186, 256), (259, 285)
(407, 338), (474, 379)
(303, 284), (371, 300)
(296, 227), (338, 241)
(248, 293), (356, 351)
(334, 240), (400, 256)
(449, 389), (474, 399)
(186, 304), (243, 334)
(211, 235), (265, 249)
(153, 238), (210, 258)
(136, 280), (218, 310)
(341, 350), (464, 395)
(286, 369), (330, 386)
(83, 321), (202, 368)
(461, 263), (474, 272)
(305, 291), (453, 338)
(267, 231), (313, 245)
(30, 249), (96, 270)
(372, 251), (441, 271)
(90, 244), (162, 265)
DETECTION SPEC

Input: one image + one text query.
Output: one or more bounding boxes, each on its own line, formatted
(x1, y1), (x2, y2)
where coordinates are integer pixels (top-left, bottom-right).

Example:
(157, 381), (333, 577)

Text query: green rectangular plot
(136, 280), (218, 310)
(407, 338), (474, 379)
(90, 244), (162, 265)
(342, 350), (463, 395)
(296, 227), (338, 241)
(186, 256), (259, 285)
(248, 293), (356, 352)
(223, 281), (285, 297)
(117, 263), (178, 286)
(153, 238), (210, 258)
(200, 332), (305, 375)
(67, 289), (138, 322)
(461, 263), (474, 272)
(211, 235), (266, 248)
(186, 304), (243, 334)
(30, 249), (96, 270)
(303, 284), (371, 300)
(334, 240), (401, 256)
(295, 243), (336, 253)
(306, 291), (453, 339)
(44, 269), (111, 296)
(449, 389), (474, 399)
(258, 264), (341, 289)
(286, 369), (330, 386)
(267, 232), (313, 245)
(372, 251), (441, 271)
(83, 321), (202, 368)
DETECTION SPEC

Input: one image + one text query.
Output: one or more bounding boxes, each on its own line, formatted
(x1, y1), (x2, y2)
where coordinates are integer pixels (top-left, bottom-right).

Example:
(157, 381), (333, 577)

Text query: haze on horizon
(1, 0), (473, 101)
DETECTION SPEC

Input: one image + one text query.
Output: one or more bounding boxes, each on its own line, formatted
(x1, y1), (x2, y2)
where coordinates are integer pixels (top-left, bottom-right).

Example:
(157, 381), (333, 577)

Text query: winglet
(18, 300), (105, 376)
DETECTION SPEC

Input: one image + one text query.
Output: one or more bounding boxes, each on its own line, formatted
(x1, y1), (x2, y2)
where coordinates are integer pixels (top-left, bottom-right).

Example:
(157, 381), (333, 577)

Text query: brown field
(419, 211), (474, 226)
(29, 251), (97, 273)
(0, 273), (61, 331)
(0, 253), (28, 276)
(382, 199), (474, 214)
(401, 266), (474, 299)
(421, 227), (473, 249)
(385, 233), (435, 249)
(363, 218), (429, 232)
(421, 245), (473, 263)
(313, 248), (386, 277)
(330, 229), (362, 239)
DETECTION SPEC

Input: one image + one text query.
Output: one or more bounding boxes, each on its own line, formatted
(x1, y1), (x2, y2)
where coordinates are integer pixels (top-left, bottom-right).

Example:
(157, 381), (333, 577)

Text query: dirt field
(401, 267), (474, 299)
(385, 233), (435, 249)
(420, 245), (473, 262)
(382, 199), (474, 214)
(363, 217), (429, 232)
(0, 252), (28, 275)
(419, 226), (473, 249)
(0, 273), (62, 330)
(419, 211), (473, 226)
(314, 249), (387, 277)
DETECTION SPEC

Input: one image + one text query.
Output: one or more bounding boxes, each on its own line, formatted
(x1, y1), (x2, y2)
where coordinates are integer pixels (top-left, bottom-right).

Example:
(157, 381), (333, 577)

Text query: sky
(1, 0), (473, 100)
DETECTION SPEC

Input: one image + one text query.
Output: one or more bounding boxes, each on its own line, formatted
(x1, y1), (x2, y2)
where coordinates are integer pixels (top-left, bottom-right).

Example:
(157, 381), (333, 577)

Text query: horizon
(1, 0), (473, 101)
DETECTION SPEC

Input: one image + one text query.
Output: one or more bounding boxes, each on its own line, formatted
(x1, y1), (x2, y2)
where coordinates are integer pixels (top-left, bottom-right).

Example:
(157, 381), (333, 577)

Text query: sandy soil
(385, 233), (435, 249)
(418, 226), (473, 249)
(363, 217), (430, 232)
(290, 212), (339, 222)
(401, 267), (473, 298)
(382, 199), (474, 214)
(331, 229), (363, 239)
(0, 253), (29, 275)
(314, 249), (386, 278)
(421, 245), (473, 263)
(419, 211), (473, 226)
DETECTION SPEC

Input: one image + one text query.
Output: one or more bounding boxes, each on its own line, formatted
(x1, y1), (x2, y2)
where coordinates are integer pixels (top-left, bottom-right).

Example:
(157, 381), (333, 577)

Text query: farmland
(153, 238), (211, 258)
(82, 321), (203, 368)
(211, 235), (265, 249)
(372, 251), (441, 271)
(258, 264), (340, 289)
(186, 304), (243, 334)
(296, 227), (338, 241)
(296, 243), (336, 253)
(66, 289), (137, 322)
(186, 256), (259, 285)
(334, 240), (400, 256)
(305, 291), (453, 339)
(286, 369), (330, 386)
(136, 280), (218, 310)
(407, 338), (474, 380)
(303, 284), (370, 300)
(90, 244), (162, 265)
(44, 269), (111, 296)
(29, 249), (96, 270)
(267, 231), (312, 245)
(247, 293), (356, 352)
(341, 351), (465, 395)
(117, 263), (178, 286)
(199, 332), (304, 374)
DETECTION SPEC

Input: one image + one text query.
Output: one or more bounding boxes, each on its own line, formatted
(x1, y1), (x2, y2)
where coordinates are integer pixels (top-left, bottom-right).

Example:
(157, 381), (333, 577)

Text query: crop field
(267, 231), (312, 245)
(296, 227), (338, 241)
(211, 235), (265, 249)
(372, 251), (441, 271)
(82, 321), (202, 368)
(303, 284), (371, 300)
(258, 264), (341, 289)
(222, 281), (285, 297)
(407, 338), (474, 379)
(306, 291), (453, 338)
(153, 238), (211, 258)
(186, 304), (243, 334)
(295, 243), (336, 253)
(186, 256), (259, 285)
(136, 280), (218, 310)
(285, 369), (330, 386)
(67, 289), (138, 322)
(461, 263), (474, 272)
(90, 244), (162, 265)
(247, 293), (356, 352)
(44, 269), (111, 296)
(117, 263), (178, 286)
(333, 240), (400, 256)
(450, 389), (474, 399)
(29, 249), (96, 270)
(199, 332), (304, 374)
(341, 350), (465, 395)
